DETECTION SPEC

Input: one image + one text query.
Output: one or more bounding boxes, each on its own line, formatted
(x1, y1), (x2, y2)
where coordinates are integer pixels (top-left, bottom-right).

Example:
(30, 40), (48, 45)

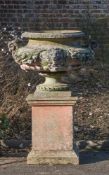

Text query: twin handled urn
(9, 30), (94, 165)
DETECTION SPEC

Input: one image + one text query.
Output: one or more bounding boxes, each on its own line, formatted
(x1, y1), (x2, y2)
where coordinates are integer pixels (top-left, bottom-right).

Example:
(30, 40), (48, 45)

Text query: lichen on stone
(69, 47), (94, 62)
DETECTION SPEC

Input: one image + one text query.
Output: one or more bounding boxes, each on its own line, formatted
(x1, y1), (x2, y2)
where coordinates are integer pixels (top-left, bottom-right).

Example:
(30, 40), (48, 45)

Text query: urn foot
(36, 72), (69, 91)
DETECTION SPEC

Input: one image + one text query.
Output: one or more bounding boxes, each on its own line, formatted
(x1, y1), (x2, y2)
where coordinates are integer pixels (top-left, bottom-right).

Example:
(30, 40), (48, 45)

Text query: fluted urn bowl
(9, 30), (94, 91)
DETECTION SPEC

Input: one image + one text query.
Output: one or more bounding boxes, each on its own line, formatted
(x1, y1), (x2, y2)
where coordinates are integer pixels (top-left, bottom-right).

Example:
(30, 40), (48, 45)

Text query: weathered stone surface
(34, 91), (72, 98)
(9, 30), (94, 91)
(32, 106), (73, 150)
(9, 30), (93, 165)
(26, 92), (78, 106)
(27, 150), (79, 165)
(22, 30), (84, 39)
(9, 41), (94, 71)
(9, 30), (94, 72)
(27, 92), (79, 165)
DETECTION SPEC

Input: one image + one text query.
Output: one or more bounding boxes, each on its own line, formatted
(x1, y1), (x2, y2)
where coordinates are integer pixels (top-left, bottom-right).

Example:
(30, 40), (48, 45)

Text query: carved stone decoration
(9, 30), (95, 165)
(9, 30), (94, 91)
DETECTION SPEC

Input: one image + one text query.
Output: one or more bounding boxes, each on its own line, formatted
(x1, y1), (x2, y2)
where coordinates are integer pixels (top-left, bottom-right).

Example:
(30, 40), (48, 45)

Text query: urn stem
(36, 72), (69, 92)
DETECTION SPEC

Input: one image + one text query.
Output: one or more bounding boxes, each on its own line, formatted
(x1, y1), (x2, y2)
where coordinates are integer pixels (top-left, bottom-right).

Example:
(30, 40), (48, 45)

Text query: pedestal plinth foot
(27, 149), (79, 165)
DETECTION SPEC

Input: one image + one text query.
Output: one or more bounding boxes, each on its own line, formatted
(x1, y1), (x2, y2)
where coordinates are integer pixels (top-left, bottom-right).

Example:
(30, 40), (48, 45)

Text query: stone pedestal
(27, 91), (79, 165)
(9, 30), (94, 165)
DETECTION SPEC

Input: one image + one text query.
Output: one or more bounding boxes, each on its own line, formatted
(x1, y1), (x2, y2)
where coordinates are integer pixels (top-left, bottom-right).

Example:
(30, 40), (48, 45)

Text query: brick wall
(0, 0), (109, 30)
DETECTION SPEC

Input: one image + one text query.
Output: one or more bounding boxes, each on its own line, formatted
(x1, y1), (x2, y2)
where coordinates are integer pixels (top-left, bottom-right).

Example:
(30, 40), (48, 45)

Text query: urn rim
(22, 30), (84, 39)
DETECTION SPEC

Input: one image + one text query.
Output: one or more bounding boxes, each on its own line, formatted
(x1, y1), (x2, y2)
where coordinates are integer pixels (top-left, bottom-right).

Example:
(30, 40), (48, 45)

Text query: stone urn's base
(27, 91), (79, 165)
(36, 72), (69, 91)
(27, 150), (79, 165)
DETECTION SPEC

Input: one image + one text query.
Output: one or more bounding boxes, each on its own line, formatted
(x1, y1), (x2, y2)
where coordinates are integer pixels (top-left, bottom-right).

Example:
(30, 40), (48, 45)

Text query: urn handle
(8, 39), (19, 53)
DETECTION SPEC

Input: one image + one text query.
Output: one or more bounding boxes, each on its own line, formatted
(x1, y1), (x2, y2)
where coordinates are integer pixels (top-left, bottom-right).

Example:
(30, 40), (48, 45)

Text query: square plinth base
(27, 150), (79, 165)
(27, 92), (79, 165)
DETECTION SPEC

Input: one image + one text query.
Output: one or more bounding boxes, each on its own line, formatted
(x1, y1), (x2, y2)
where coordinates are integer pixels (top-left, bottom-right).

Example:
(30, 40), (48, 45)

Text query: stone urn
(9, 30), (94, 165)
(9, 30), (94, 92)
